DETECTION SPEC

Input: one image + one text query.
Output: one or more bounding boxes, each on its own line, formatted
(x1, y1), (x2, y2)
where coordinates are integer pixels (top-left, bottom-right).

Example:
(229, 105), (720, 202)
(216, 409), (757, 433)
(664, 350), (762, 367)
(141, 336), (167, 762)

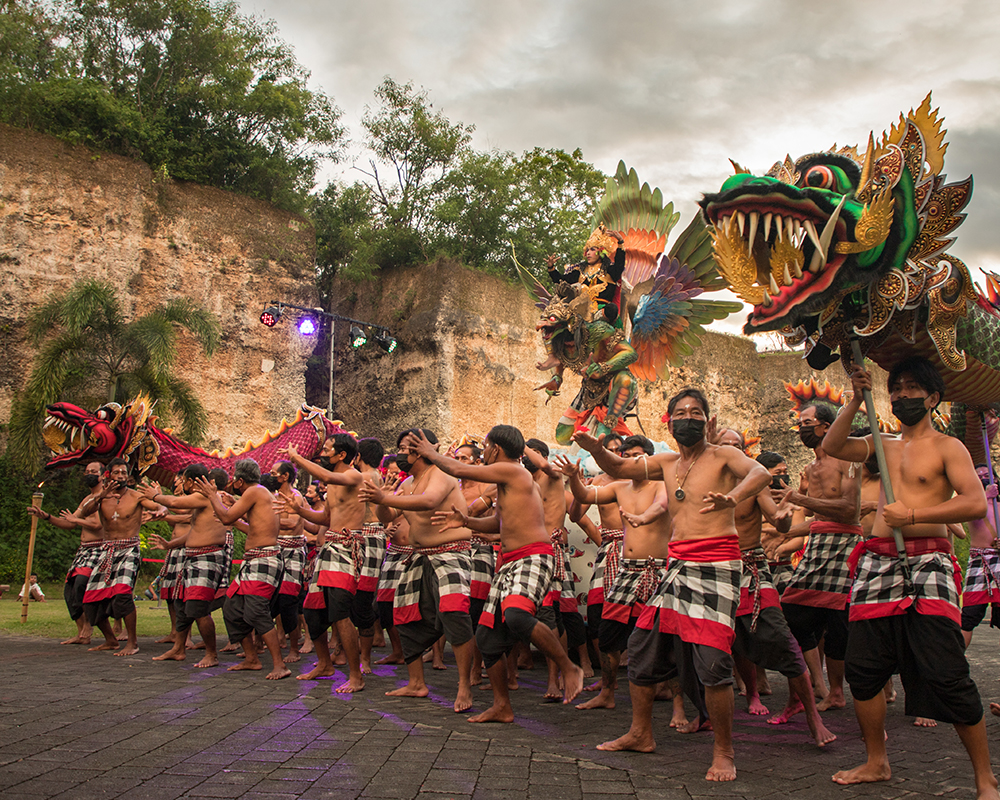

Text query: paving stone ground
(1, 632), (999, 800)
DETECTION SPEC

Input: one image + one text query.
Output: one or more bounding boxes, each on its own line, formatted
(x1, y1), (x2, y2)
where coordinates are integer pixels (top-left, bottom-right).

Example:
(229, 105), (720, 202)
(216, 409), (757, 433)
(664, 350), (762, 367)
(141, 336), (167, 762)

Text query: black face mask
(316, 456), (332, 469)
(799, 427), (824, 449)
(83, 474), (101, 488)
(671, 418), (705, 447)
(892, 397), (929, 426)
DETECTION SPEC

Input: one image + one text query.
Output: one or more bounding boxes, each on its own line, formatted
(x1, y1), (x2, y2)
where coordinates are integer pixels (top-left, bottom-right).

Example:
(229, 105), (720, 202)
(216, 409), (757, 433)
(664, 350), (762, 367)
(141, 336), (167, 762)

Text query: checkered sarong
(377, 544), (413, 603)
(470, 537), (496, 601)
(602, 556), (668, 623)
(848, 536), (962, 626)
(157, 547), (184, 601)
(178, 544), (228, 602)
(962, 547), (1000, 606)
(587, 527), (624, 606)
(66, 541), (104, 581)
(359, 522), (387, 593)
(302, 529), (365, 609)
(227, 546), (282, 598)
(781, 521), (862, 610)
(393, 541), (471, 625)
(768, 559), (795, 595)
(545, 527), (575, 609)
(636, 536), (742, 653)
(277, 535), (308, 596)
(82, 537), (141, 603)
(738, 547), (782, 632)
(478, 542), (555, 629)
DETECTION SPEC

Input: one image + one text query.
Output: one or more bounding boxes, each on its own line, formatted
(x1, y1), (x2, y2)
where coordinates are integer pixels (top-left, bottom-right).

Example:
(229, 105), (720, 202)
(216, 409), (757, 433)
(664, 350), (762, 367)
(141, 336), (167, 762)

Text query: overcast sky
(238, 0), (1000, 337)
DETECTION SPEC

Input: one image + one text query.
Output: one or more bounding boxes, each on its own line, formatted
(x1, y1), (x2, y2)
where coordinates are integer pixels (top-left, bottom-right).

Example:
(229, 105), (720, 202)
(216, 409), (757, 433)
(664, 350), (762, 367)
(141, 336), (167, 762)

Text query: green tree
(7, 279), (220, 472)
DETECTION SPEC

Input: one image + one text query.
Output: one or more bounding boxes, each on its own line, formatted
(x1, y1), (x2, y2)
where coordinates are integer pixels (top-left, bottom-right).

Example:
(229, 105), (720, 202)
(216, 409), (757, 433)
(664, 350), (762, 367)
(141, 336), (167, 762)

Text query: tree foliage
(7, 279), (220, 473)
(0, 0), (344, 211)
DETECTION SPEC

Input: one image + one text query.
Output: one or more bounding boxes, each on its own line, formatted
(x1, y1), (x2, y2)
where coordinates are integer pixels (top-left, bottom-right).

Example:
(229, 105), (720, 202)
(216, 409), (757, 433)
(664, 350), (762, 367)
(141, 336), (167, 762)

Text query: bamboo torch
(21, 488), (43, 623)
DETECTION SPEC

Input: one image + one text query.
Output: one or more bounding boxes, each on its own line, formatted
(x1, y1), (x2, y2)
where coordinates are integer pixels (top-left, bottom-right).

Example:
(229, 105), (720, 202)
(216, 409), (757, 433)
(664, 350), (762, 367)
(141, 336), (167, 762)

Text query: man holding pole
(823, 355), (998, 799)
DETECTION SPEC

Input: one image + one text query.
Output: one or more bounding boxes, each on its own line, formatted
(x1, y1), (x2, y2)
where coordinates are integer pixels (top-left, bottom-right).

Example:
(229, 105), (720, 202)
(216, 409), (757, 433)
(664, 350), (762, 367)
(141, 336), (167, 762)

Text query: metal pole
(979, 413), (1000, 537)
(327, 318), (335, 420)
(849, 337), (912, 591)
(21, 492), (42, 623)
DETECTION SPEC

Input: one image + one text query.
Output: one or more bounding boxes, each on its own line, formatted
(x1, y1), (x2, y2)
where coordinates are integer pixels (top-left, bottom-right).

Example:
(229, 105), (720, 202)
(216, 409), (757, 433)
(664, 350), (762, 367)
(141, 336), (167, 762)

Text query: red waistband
(413, 540), (470, 555)
(185, 545), (224, 556)
(810, 520), (863, 536)
(668, 535), (740, 562)
(498, 541), (555, 568)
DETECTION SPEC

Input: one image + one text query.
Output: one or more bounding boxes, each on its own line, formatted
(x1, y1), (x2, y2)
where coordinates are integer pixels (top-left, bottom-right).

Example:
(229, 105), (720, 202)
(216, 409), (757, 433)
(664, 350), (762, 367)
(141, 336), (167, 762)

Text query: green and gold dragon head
(699, 94), (977, 373)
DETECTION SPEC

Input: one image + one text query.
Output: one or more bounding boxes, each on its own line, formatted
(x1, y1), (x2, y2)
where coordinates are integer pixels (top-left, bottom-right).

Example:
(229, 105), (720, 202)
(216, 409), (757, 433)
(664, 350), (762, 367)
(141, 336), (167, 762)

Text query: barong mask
(671, 418), (706, 447)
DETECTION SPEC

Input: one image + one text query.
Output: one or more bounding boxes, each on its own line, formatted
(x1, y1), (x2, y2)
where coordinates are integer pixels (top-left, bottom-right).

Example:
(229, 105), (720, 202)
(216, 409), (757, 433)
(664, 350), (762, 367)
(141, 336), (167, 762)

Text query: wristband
(44, 512), (51, 521)
(907, 509), (915, 525)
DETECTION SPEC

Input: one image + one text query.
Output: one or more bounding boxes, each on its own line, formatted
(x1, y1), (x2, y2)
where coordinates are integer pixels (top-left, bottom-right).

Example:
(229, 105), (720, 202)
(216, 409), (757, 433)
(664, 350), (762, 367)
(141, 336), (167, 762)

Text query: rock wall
(0, 124), (318, 454)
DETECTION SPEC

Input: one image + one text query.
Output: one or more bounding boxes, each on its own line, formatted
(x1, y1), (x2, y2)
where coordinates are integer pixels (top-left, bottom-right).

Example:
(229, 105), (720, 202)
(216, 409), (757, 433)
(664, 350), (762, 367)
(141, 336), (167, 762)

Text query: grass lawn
(0, 581), (225, 641)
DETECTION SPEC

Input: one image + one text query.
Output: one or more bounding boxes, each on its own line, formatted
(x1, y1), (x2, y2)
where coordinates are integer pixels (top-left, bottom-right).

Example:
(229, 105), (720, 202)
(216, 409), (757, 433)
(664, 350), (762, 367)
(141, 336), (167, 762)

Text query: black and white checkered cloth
(377, 543), (414, 603)
(478, 545), (555, 629)
(66, 541), (104, 581)
(157, 547), (184, 600)
(360, 522), (387, 592)
(781, 521), (862, 608)
(962, 547), (1000, 605)
(277, 535), (308, 596)
(738, 547), (782, 632)
(603, 556), (668, 621)
(227, 546), (282, 598)
(83, 537), (141, 602)
(177, 544), (228, 602)
(587, 527), (624, 605)
(393, 542), (471, 625)
(469, 537), (496, 601)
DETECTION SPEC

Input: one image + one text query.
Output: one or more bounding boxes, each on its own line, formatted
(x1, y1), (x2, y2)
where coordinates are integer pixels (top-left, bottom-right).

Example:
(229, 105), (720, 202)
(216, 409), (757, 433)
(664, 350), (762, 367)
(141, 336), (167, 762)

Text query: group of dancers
(28, 355), (1000, 793)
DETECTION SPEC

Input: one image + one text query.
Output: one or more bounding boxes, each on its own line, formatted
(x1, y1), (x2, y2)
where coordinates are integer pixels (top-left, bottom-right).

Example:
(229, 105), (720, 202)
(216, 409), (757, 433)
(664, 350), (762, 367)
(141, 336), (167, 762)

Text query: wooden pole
(21, 491), (43, 623)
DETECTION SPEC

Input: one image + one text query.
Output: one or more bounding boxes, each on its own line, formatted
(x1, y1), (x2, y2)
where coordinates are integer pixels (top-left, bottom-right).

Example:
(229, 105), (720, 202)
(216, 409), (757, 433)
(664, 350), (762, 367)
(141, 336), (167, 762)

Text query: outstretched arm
(401, 430), (519, 485)
(824, 365), (879, 463)
(572, 430), (665, 480)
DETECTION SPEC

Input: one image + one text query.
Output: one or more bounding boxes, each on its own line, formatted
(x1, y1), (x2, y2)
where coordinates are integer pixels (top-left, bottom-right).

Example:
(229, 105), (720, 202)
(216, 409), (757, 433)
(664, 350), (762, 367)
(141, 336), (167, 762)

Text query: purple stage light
(298, 317), (317, 335)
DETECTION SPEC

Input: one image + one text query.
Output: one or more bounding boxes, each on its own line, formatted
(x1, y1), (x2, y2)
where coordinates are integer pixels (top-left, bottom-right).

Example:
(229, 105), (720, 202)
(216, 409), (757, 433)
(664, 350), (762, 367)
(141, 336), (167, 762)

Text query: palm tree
(7, 279), (220, 472)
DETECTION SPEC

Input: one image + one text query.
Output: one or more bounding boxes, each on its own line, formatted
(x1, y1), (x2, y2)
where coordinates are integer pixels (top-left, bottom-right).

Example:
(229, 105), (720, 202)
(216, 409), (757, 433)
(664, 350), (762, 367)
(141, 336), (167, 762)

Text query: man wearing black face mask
(27, 461), (106, 644)
(772, 402), (862, 717)
(823, 356), (996, 796)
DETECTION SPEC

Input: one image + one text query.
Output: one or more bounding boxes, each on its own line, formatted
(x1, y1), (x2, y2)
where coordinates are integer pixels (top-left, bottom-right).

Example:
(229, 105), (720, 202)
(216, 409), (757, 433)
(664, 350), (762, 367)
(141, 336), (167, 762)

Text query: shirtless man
(713, 430), (836, 746)
(76, 457), (165, 656)
(145, 464), (229, 668)
(824, 356), (998, 799)
(415, 424), (584, 721)
(283, 435), (366, 692)
(270, 461), (308, 664)
(574, 387), (770, 783)
(776, 402), (862, 713)
(353, 438), (386, 671)
(27, 461), (105, 644)
(960, 464), (1000, 646)
(360, 428), (476, 713)
(557, 436), (675, 717)
(153, 475), (192, 647)
(194, 458), (290, 680)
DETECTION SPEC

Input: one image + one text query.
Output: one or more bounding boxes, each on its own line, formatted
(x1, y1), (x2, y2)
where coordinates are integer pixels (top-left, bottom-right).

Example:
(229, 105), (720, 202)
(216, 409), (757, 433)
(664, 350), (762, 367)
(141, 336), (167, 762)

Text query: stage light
(349, 325), (367, 348)
(298, 317), (317, 336)
(260, 305), (282, 327)
(375, 330), (397, 353)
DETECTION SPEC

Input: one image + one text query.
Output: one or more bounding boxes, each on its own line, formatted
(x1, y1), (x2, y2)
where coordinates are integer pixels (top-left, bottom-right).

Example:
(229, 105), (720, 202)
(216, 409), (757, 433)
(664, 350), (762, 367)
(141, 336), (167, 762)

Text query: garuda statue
(699, 93), (1000, 410)
(517, 162), (741, 445)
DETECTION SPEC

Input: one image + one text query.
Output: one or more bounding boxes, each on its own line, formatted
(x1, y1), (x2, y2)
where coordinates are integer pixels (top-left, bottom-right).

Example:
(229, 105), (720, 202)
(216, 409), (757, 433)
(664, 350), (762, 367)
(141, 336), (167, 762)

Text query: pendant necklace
(674, 448), (706, 501)
(110, 491), (124, 520)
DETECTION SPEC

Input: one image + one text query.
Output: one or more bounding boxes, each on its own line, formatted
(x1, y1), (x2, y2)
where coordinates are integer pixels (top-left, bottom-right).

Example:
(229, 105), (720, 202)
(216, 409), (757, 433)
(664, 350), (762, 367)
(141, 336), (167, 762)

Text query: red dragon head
(43, 396), (156, 471)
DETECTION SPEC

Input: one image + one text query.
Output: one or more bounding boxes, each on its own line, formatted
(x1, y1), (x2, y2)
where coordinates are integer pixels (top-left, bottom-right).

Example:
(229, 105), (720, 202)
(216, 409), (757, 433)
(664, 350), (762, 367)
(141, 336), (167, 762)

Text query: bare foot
(597, 731), (655, 752)
(385, 683), (428, 698)
(113, 645), (139, 657)
(266, 666), (292, 680)
(678, 716), (713, 734)
(454, 687), (473, 713)
(584, 679), (603, 693)
(577, 689), (615, 710)
(807, 717), (838, 747)
(187, 640), (205, 650)
(333, 651), (347, 666)
(297, 663), (336, 680)
(360, 659), (373, 674)
(542, 689), (562, 702)
(913, 717), (938, 727)
(432, 659), (447, 670)
(154, 634), (174, 644)
(60, 635), (90, 645)
(194, 655), (219, 668)
(283, 651), (301, 664)
(670, 709), (689, 728)
(300, 640), (314, 655)
(220, 642), (240, 652)
(747, 696), (769, 716)
(507, 676), (519, 690)
(335, 676), (364, 693)
(706, 753), (736, 782)
(757, 672), (772, 696)
(228, 660), (262, 671)
(152, 650), (185, 662)
(832, 761), (891, 785)
(990, 703), (1000, 717)
(581, 663), (595, 679)
(88, 641), (119, 652)
(562, 664), (584, 704)
(116, 632), (128, 642)
(376, 653), (405, 665)
(817, 693), (845, 711)
(768, 700), (804, 725)
(469, 704), (514, 723)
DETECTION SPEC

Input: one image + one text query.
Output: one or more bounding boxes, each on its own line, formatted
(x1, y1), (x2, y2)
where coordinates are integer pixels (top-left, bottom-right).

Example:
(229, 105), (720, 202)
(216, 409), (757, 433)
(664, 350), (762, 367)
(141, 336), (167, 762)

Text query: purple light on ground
(298, 317), (317, 335)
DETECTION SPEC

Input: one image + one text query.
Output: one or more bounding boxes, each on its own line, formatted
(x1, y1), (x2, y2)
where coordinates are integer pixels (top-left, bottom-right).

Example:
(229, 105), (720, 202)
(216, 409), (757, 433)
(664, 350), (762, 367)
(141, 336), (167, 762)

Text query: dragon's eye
(96, 410), (108, 420)
(804, 165), (835, 189)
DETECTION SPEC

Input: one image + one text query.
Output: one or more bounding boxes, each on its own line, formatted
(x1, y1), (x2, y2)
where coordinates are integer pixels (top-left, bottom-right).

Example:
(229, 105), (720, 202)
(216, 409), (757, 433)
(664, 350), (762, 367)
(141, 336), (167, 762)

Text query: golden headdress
(584, 223), (620, 258)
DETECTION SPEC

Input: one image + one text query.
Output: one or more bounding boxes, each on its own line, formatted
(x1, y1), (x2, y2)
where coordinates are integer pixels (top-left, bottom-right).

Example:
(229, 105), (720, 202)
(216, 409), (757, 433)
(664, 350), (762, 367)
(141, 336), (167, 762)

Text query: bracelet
(44, 511), (51, 521)
(907, 508), (915, 525)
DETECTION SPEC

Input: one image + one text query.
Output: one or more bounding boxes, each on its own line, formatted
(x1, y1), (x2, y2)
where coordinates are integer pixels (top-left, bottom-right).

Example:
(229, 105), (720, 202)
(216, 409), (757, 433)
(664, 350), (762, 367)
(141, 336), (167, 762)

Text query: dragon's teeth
(783, 264), (793, 285)
(804, 220), (823, 254)
(774, 215), (783, 242)
(747, 212), (758, 247)
(737, 211), (746, 236)
(769, 274), (780, 294)
(761, 289), (773, 307)
(762, 213), (772, 241)
(791, 258), (803, 279)
(785, 217), (796, 244)
(808, 248), (824, 273)
(818, 195), (848, 259)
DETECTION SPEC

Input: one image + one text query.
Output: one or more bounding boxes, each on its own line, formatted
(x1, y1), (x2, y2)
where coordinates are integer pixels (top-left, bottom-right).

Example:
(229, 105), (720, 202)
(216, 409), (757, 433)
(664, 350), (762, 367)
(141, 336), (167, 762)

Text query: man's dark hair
(396, 428), (438, 448)
(667, 387), (710, 418)
(888, 355), (946, 404)
(357, 437), (385, 468)
(524, 438), (550, 459)
(107, 457), (128, 471)
(755, 451), (786, 470)
(380, 454), (397, 470)
(208, 468), (229, 490)
(487, 425), (524, 460)
(455, 443), (482, 461)
(603, 433), (625, 450)
(621, 435), (654, 455)
(183, 463), (209, 482)
(331, 433), (359, 463)
(722, 428), (746, 448)
(233, 458), (261, 485)
(801, 402), (837, 425)
(274, 460), (296, 482)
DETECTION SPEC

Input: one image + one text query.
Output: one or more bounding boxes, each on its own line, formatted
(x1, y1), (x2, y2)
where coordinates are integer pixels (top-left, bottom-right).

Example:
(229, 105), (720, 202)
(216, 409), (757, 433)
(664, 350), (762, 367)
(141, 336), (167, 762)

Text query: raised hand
(358, 479), (385, 504)
(400, 430), (437, 462)
(192, 475), (217, 497)
(141, 480), (161, 500)
(700, 492), (737, 514)
(553, 455), (581, 478)
(431, 505), (468, 531)
(571, 429), (604, 454)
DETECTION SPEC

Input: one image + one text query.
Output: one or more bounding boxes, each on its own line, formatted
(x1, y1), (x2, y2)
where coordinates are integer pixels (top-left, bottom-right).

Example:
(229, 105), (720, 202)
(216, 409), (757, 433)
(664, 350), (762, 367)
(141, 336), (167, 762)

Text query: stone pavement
(1, 633), (999, 800)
